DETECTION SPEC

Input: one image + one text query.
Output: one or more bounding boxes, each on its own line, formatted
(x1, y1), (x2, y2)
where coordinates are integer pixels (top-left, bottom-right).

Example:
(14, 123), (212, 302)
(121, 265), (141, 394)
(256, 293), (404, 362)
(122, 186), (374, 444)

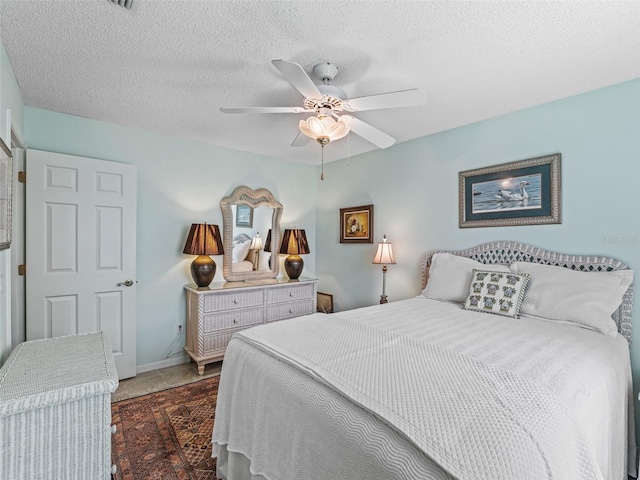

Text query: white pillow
(422, 252), (509, 303)
(510, 261), (634, 337)
(232, 240), (251, 263)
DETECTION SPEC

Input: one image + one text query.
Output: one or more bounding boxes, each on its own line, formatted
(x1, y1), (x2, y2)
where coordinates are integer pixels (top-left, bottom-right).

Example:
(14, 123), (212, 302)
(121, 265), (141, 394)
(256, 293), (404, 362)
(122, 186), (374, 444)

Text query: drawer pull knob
(289, 292), (294, 297)
(233, 319), (237, 324)
(111, 424), (117, 434)
(234, 299), (239, 304)
(289, 309), (293, 314)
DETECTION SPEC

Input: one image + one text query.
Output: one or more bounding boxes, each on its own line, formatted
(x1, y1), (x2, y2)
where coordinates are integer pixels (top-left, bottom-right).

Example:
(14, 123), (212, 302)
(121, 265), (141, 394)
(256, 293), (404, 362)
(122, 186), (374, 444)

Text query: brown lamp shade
(263, 229), (284, 253)
(263, 229), (272, 252)
(182, 223), (224, 256)
(279, 229), (309, 280)
(183, 223), (224, 288)
(279, 229), (310, 255)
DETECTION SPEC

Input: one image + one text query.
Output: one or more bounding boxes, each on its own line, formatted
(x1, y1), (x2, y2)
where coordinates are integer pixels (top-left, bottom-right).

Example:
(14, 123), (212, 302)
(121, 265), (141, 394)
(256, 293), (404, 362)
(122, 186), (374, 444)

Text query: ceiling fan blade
(220, 106), (312, 114)
(272, 59), (323, 100)
(344, 116), (395, 149)
(290, 131), (311, 147)
(344, 89), (426, 112)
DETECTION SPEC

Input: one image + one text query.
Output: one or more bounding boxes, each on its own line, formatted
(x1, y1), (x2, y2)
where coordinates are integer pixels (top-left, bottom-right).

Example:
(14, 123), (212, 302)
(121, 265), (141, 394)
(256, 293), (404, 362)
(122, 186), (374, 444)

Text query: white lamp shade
(299, 115), (350, 143)
(249, 233), (263, 250)
(372, 236), (396, 265)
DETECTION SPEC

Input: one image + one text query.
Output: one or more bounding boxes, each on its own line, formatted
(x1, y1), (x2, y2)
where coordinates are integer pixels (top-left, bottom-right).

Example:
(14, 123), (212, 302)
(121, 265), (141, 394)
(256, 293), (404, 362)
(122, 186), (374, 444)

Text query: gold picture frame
(340, 204), (374, 243)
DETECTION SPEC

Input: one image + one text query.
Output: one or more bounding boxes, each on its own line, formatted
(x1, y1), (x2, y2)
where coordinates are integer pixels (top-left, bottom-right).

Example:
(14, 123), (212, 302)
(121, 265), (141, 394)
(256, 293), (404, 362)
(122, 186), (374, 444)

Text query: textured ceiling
(1, 1), (639, 165)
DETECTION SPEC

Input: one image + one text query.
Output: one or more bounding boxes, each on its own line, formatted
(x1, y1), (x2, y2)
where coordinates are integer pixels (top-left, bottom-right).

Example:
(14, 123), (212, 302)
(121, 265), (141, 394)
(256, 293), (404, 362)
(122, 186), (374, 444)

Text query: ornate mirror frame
(220, 186), (283, 282)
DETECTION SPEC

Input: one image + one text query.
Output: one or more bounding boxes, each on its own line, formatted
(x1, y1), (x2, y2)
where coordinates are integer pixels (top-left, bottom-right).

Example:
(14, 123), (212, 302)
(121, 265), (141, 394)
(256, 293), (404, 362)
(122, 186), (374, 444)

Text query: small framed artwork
(317, 292), (334, 314)
(0, 138), (13, 251)
(459, 153), (561, 228)
(235, 204), (253, 228)
(340, 204), (374, 243)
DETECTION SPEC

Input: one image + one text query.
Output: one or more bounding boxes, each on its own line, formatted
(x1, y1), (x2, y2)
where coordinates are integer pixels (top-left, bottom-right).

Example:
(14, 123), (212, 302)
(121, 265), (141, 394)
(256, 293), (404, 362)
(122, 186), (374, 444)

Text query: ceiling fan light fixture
(221, 60), (425, 151)
(107, 0), (134, 9)
(299, 115), (350, 144)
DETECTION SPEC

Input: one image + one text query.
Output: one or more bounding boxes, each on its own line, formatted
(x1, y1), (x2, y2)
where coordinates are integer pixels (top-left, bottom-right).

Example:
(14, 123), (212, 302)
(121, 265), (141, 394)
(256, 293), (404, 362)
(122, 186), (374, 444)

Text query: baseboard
(136, 353), (190, 374)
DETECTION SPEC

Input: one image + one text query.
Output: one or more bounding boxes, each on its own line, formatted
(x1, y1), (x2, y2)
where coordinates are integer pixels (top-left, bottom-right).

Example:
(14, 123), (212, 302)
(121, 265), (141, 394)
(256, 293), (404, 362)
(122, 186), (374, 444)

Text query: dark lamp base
(284, 254), (304, 280)
(191, 255), (216, 288)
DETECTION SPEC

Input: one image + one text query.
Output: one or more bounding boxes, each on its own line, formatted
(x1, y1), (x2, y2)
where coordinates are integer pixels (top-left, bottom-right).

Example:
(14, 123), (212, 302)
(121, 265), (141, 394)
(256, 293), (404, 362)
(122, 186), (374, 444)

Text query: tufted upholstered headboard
(420, 241), (635, 344)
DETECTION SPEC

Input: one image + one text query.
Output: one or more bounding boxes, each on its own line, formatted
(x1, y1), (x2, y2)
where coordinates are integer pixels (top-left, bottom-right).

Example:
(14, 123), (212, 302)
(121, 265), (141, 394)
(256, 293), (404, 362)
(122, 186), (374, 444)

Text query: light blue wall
(315, 78), (640, 433)
(24, 108), (318, 369)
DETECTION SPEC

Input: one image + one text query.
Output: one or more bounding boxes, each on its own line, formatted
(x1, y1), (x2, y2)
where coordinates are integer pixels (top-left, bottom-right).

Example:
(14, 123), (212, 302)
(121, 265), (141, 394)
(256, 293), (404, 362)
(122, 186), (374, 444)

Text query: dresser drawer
(266, 283), (315, 305)
(202, 331), (235, 354)
(203, 307), (264, 333)
(266, 300), (314, 322)
(203, 289), (264, 312)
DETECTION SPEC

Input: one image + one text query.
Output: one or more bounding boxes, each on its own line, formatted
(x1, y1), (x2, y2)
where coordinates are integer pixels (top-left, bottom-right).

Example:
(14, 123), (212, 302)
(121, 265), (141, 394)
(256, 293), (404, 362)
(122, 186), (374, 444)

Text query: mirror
(220, 186), (283, 282)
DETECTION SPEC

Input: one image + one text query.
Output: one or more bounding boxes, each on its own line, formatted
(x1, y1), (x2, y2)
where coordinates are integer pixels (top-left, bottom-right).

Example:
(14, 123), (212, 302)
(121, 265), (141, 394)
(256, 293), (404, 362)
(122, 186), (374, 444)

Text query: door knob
(117, 280), (134, 287)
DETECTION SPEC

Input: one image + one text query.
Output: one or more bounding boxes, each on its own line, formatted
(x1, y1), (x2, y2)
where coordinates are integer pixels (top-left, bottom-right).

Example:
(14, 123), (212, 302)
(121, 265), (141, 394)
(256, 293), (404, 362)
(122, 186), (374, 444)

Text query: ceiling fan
(220, 59), (427, 150)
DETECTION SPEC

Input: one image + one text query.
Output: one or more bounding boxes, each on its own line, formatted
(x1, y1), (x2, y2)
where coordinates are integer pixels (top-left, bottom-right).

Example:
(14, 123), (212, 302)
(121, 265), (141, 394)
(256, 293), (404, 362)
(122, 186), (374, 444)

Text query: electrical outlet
(176, 324), (184, 334)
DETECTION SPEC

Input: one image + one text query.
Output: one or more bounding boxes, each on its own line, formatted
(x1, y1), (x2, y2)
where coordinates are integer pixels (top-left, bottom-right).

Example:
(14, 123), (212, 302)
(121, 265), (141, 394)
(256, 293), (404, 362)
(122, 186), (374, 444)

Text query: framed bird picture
(235, 204), (253, 228)
(459, 153), (561, 228)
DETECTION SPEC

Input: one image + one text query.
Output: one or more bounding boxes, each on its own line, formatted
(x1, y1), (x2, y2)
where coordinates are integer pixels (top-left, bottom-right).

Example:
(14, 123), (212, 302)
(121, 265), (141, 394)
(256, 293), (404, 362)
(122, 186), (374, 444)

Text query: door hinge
(18, 264), (26, 276)
(18, 171), (25, 183)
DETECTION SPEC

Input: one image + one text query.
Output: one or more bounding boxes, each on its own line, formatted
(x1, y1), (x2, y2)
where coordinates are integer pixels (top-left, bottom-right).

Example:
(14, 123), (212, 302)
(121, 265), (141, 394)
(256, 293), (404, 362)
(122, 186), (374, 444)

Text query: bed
(212, 241), (636, 480)
(231, 233), (256, 272)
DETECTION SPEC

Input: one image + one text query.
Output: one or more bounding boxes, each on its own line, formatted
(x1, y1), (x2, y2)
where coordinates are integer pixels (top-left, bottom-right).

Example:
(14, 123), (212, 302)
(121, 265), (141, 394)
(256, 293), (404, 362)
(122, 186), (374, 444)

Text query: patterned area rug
(111, 376), (220, 480)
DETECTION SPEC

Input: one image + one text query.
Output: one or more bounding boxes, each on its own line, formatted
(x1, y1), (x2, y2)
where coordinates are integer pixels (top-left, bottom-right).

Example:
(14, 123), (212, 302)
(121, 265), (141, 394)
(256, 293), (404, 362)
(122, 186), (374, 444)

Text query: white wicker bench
(0, 332), (119, 480)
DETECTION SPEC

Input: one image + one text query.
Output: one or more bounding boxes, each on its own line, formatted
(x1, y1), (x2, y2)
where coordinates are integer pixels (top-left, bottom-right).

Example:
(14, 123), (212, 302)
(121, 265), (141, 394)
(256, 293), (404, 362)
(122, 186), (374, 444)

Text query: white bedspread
(232, 260), (253, 272)
(212, 297), (635, 480)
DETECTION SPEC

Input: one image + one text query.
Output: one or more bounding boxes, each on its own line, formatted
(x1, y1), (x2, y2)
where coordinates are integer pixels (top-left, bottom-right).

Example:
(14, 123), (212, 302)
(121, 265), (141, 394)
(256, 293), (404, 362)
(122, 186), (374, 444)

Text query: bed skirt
(216, 446), (268, 480)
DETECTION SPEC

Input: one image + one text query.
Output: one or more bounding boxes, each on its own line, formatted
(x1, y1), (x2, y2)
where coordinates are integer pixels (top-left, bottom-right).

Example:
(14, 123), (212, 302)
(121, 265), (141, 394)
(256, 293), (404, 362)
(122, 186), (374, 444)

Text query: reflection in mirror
(263, 229), (279, 269)
(221, 186), (283, 282)
(230, 206), (272, 272)
(248, 232), (263, 270)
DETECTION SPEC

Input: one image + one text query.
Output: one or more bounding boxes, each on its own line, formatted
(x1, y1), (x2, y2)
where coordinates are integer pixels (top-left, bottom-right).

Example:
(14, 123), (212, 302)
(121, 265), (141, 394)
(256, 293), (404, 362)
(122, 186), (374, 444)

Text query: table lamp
(372, 234), (396, 303)
(182, 223), (224, 288)
(279, 228), (310, 280)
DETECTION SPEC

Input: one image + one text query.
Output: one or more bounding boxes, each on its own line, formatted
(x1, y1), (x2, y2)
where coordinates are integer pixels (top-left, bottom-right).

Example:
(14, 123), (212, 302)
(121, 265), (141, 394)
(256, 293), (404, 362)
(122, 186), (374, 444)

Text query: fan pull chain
(347, 132), (351, 166)
(321, 144), (325, 181)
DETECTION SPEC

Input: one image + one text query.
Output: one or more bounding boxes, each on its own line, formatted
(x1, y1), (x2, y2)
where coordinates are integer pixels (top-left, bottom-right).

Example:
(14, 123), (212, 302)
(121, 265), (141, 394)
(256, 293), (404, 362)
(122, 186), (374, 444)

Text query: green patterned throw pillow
(462, 269), (530, 318)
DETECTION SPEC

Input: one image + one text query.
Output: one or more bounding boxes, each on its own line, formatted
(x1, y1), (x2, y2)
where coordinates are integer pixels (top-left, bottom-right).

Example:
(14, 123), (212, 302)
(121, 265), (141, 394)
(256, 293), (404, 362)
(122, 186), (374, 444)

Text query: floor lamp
(372, 235), (396, 304)
(249, 232), (263, 270)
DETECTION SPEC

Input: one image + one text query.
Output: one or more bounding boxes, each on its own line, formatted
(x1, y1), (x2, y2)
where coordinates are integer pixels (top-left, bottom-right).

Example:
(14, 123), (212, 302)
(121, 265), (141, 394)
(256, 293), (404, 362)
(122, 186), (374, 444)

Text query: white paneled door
(26, 150), (137, 379)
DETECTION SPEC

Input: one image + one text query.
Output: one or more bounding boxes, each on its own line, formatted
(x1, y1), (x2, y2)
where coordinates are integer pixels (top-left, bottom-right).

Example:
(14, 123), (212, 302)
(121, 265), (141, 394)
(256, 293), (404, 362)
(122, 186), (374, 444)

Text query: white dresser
(0, 332), (118, 480)
(184, 277), (318, 374)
